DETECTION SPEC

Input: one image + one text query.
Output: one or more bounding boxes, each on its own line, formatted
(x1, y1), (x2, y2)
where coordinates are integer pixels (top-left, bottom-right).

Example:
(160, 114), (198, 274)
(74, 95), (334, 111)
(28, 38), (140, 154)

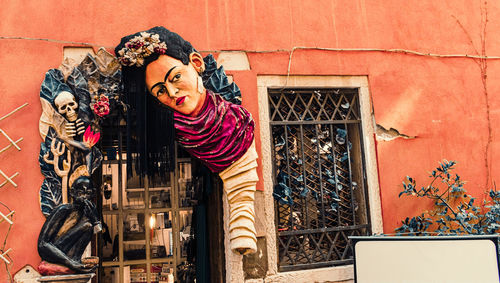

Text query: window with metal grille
(269, 87), (371, 271)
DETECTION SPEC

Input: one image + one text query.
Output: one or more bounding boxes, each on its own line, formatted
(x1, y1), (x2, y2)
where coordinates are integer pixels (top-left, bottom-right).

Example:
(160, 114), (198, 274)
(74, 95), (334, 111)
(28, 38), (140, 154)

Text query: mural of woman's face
(145, 53), (206, 117)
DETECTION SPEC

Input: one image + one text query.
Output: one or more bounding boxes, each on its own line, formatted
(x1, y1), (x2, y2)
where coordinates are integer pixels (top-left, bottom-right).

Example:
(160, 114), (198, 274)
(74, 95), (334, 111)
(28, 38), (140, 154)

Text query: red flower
(154, 47), (167, 55)
(93, 96), (110, 117)
(83, 126), (100, 147)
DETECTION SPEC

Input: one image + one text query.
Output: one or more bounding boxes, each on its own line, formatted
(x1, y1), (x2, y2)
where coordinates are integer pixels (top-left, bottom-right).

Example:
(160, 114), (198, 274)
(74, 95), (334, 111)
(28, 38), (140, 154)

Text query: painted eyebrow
(150, 66), (177, 93)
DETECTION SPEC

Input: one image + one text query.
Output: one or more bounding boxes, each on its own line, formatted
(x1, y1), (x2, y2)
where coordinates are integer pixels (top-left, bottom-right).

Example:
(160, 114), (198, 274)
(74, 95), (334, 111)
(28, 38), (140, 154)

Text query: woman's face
(145, 54), (206, 117)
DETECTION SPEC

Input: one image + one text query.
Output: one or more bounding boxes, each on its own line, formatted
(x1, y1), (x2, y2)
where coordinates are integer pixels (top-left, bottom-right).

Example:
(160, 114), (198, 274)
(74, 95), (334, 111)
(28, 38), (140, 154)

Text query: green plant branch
(422, 175), (440, 196)
(396, 160), (500, 237)
(434, 194), (472, 234)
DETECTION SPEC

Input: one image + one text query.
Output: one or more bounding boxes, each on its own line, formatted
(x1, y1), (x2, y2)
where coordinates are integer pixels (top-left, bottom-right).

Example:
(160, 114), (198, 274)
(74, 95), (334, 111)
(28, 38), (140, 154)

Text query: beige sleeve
(219, 140), (259, 255)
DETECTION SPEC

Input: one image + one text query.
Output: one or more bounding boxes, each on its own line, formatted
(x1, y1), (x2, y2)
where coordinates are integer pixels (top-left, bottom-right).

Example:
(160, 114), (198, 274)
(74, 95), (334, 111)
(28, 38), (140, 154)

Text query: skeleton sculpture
(54, 91), (85, 138)
(39, 70), (98, 208)
(37, 51), (120, 275)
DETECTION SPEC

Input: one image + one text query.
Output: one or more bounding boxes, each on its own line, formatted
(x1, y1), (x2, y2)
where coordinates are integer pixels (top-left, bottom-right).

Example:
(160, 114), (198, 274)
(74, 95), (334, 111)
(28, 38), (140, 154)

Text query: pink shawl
(174, 91), (255, 173)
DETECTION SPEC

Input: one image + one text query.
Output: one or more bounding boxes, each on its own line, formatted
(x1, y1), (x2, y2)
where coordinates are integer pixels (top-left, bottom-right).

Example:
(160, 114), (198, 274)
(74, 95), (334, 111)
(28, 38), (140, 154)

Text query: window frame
(256, 75), (382, 281)
(268, 87), (371, 271)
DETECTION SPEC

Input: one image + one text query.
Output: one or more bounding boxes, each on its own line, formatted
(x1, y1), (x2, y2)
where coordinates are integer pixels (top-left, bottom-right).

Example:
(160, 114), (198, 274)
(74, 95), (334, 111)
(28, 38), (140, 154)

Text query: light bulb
(150, 214), (156, 228)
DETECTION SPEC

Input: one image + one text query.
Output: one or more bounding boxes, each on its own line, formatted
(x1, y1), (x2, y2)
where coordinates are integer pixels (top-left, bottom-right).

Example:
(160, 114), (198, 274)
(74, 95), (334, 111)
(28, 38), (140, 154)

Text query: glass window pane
(150, 212), (174, 259)
(178, 162), (193, 208)
(179, 210), (193, 258)
(127, 264), (147, 283)
(149, 186), (171, 208)
(124, 189), (146, 209)
(101, 161), (126, 211)
(152, 263), (174, 282)
(101, 214), (119, 262)
(123, 213), (146, 261)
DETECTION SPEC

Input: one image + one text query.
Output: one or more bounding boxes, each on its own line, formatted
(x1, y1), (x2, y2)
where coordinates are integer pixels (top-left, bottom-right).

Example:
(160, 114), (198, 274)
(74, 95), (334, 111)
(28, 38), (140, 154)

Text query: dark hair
(115, 26), (192, 175)
(115, 26), (195, 68)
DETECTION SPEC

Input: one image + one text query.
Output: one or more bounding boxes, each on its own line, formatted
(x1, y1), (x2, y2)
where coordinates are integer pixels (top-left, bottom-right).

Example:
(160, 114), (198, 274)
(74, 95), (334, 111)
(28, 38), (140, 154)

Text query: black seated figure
(38, 176), (102, 273)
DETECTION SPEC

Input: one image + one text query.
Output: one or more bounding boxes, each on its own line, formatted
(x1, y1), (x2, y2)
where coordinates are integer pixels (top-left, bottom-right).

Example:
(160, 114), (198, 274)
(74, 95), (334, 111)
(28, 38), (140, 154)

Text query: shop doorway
(96, 114), (224, 282)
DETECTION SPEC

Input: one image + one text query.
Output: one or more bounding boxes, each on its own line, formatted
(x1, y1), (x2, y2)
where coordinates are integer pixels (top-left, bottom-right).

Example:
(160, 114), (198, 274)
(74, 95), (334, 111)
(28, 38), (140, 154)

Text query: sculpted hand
(83, 200), (95, 218)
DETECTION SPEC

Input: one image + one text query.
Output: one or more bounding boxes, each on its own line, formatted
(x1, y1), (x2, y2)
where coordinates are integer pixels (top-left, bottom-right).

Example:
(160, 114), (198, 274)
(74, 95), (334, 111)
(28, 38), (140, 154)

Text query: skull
(54, 91), (78, 122)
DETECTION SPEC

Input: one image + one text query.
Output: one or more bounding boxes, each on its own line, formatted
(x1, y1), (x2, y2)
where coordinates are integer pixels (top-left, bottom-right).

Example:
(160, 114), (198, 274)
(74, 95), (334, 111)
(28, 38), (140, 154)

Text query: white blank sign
(353, 237), (499, 283)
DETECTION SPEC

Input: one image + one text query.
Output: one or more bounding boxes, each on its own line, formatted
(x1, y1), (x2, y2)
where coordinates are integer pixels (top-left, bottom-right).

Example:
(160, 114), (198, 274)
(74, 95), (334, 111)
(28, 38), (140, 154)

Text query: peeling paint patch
(217, 51), (250, 70)
(376, 124), (416, 141)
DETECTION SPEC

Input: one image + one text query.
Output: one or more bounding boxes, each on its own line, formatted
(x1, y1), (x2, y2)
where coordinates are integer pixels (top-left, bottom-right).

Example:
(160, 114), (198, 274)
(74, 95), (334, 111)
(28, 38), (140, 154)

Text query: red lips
(176, 96), (186, 106)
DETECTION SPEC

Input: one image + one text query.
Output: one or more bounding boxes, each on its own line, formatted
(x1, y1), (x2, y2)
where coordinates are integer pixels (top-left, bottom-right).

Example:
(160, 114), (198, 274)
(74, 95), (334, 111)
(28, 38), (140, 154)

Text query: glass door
(98, 118), (196, 283)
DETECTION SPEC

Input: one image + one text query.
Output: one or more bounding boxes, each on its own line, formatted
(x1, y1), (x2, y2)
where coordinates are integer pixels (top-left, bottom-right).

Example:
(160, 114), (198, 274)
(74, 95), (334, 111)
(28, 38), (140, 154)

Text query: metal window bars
(268, 88), (371, 271)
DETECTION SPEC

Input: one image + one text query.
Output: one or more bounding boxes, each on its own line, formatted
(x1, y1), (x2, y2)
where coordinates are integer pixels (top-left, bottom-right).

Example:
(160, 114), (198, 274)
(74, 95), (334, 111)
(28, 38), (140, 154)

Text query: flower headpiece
(117, 32), (167, 67)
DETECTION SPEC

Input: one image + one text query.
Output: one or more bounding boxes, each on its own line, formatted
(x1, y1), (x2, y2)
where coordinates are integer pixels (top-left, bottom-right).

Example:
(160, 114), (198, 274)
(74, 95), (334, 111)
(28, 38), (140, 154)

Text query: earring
(197, 76), (204, 94)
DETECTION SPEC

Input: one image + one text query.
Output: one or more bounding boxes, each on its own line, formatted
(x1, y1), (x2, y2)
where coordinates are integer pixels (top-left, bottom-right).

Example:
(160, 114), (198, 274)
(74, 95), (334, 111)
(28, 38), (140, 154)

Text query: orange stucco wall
(1, 0), (500, 280)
